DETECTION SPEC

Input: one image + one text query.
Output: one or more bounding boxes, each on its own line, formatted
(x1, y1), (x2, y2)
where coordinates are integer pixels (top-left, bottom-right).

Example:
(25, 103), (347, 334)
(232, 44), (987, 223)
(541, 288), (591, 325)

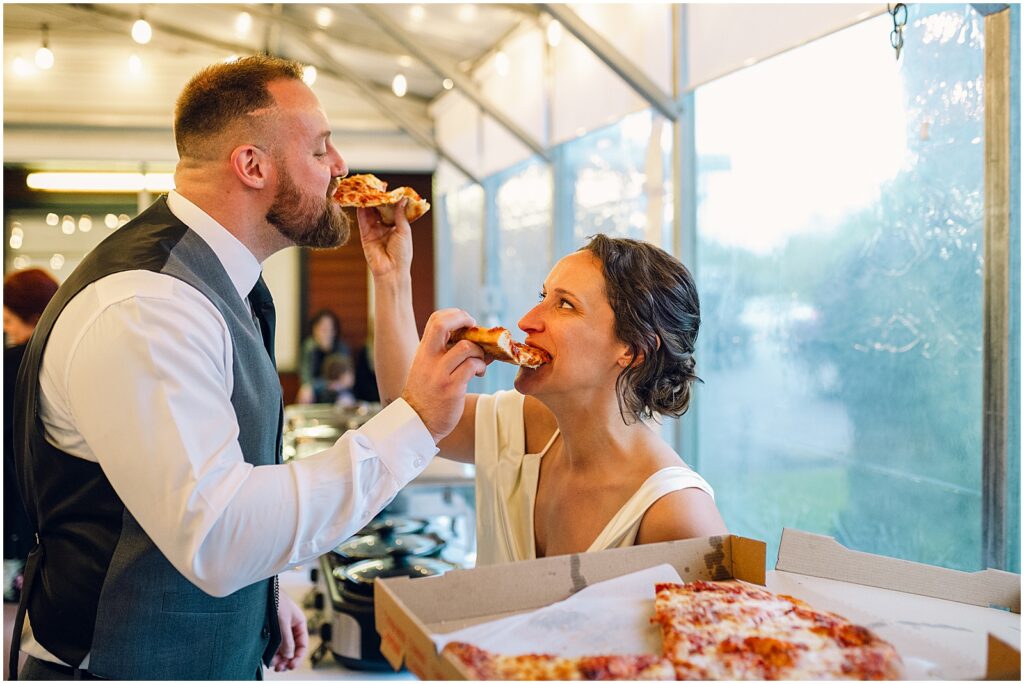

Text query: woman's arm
(357, 202), (480, 461)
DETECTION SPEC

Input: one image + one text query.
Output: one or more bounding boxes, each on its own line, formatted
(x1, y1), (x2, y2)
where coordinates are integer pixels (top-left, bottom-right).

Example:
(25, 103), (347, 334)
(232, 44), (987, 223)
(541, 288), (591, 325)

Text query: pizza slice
(652, 580), (903, 680)
(450, 326), (552, 368)
(333, 173), (430, 224)
(443, 642), (675, 681)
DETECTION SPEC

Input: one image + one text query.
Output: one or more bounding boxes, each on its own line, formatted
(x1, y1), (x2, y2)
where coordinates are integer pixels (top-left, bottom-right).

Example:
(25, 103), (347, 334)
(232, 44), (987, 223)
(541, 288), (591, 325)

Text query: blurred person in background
(315, 353), (357, 406)
(295, 308), (351, 404)
(10, 55), (483, 680)
(3, 268), (59, 604)
(352, 323), (380, 403)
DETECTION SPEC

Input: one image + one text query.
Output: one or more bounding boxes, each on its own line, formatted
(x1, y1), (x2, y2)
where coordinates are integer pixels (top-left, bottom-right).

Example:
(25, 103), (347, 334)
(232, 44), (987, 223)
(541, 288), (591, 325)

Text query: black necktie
(248, 276), (276, 365)
(249, 275), (283, 665)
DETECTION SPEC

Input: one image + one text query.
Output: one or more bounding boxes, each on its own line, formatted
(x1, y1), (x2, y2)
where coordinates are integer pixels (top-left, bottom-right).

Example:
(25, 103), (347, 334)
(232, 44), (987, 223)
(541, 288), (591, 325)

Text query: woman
(296, 308), (351, 404)
(4, 268), (59, 600)
(360, 202), (727, 565)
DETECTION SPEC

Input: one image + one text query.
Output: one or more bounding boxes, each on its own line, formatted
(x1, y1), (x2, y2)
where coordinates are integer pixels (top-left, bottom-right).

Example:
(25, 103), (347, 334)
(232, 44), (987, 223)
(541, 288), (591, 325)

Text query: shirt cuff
(355, 398), (438, 485)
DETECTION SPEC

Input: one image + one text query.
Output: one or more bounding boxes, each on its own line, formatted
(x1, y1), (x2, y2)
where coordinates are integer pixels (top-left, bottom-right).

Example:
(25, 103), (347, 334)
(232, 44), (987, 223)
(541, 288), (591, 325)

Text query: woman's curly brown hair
(580, 234), (702, 424)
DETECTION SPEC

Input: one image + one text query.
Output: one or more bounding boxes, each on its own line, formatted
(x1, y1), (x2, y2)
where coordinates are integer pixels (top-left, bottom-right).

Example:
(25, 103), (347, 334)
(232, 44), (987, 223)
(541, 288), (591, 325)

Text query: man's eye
(558, 299), (575, 310)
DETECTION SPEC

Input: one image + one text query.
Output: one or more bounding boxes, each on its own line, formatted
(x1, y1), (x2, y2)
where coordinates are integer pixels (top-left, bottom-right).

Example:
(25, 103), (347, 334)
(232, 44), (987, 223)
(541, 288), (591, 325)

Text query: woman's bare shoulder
(635, 486), (729, 545)
(522, 395), (558, 455)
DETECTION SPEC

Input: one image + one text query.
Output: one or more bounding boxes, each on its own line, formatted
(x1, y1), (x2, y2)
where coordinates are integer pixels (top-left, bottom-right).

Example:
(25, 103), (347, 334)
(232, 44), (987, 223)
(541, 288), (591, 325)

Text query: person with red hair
(4, 268), (59, 603)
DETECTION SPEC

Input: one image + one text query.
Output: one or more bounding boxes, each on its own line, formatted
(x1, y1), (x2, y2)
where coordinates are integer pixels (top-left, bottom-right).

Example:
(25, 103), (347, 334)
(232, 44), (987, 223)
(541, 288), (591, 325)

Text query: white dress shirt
(23, 191), (437, 666)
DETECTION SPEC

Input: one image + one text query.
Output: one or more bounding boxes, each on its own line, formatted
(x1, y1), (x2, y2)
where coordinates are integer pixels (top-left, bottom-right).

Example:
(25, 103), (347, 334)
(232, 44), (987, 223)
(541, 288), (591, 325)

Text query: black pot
(332, 530), (444, 563)
(331, 553), (454, 670)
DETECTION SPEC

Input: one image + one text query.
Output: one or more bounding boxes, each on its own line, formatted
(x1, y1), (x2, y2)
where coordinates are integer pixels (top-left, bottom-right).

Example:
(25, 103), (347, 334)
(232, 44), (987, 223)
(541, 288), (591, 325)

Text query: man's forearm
(373, 273), (418, 405)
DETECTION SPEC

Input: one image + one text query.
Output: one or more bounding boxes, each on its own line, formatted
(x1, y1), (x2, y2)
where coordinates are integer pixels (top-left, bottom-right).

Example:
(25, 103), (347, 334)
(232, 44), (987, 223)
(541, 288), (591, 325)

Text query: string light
(315, 7), (333, 28)
(391, 73), (408, 98)
(78, 215), (93, 233)
(234, 12), (252, 37)
(442, 78), (454, 90)
(105, 214), (119, 229)
(409, 5), (425, 22)
(35, 24), (54, 70)
(131, 17), (152, 44)
(302, 65), (317, 86)
(128, 53), (143, 75)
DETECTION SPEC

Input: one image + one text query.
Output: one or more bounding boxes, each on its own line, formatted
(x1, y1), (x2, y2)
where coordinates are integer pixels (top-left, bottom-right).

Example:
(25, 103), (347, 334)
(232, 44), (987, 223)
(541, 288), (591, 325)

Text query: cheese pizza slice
(443, 642), (675, 681)
(333, 173), (430, 224)
(450, 326), (552, 368)
(652, 580), (903, 680)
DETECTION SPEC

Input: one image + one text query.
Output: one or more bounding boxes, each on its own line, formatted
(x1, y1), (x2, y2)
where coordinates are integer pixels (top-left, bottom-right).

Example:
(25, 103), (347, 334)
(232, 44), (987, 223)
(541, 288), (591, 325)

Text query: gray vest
(13, 197), (283, 679)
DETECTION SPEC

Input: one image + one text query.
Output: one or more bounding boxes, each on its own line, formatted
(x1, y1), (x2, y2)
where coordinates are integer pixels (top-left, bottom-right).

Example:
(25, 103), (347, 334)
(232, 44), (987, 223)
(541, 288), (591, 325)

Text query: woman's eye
(537, 291), (546, 302)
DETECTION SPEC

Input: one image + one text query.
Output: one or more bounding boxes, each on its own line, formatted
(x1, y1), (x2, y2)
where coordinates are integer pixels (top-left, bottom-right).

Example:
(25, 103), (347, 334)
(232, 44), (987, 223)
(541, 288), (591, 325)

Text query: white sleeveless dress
(473, 390), (715, 566)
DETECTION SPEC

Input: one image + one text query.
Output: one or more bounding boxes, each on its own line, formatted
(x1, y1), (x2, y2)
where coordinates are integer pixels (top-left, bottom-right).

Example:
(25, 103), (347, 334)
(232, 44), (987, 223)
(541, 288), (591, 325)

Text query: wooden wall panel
(304, 172), (435, 357)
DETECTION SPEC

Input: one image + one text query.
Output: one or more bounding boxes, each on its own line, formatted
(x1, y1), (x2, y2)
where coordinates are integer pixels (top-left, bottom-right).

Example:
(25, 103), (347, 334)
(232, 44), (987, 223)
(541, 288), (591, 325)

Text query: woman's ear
(617, 346), (643, 368)
(230, 144), (270, 189)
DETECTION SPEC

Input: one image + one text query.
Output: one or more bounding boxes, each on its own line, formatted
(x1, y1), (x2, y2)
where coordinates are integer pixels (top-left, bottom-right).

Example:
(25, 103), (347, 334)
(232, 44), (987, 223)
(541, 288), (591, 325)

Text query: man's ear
(230, 145), (270, 189)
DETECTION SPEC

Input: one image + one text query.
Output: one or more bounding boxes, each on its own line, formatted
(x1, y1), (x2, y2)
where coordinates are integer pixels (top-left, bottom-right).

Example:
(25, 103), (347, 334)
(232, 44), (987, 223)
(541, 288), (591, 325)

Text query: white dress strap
(586, 466), (715, 552)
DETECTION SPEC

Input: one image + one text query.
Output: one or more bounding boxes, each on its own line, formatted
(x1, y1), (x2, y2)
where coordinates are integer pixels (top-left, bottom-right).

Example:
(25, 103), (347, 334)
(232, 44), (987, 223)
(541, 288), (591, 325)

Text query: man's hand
(269, 593), (308, 672)
(402, 309), (487, 443)
(357, 199), (412, 279)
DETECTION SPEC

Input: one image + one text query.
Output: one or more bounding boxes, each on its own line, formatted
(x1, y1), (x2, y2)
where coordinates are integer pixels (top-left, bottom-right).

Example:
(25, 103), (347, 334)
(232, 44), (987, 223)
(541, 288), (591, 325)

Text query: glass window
(487, 159), (553, 391)
(442, 184), (485, 319)
(694, 4), (991, 570)
(559, 110), (673, 252)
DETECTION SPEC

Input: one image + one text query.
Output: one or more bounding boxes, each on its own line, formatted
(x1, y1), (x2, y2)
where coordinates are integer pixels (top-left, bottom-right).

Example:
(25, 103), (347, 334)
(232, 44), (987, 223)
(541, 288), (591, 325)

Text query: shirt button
(261, 627), (270, 639)
(413, 456), (424, 468)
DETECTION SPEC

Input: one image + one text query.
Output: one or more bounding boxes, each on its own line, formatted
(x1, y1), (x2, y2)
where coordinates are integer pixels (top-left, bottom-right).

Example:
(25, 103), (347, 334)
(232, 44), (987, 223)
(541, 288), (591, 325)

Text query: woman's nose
(518, 303), (543, 333)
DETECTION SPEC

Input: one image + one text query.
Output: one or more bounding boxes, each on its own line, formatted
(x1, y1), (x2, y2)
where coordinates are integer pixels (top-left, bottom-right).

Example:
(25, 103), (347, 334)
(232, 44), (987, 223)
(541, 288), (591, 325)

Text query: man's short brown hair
(174, 55), (304, 158)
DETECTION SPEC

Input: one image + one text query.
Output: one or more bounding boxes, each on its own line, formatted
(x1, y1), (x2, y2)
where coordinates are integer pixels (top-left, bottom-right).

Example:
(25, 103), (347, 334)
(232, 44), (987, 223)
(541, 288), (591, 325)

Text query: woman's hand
(357, 199), (413, 279)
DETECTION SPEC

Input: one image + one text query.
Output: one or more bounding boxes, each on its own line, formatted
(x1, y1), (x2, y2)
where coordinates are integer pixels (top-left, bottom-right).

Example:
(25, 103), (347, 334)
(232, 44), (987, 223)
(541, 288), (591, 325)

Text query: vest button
(262, 627), (271, 639)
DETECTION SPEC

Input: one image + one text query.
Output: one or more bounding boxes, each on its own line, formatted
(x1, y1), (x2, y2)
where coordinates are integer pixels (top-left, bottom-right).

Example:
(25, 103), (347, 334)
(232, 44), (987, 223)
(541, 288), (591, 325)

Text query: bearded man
(10, 55), (485, 680)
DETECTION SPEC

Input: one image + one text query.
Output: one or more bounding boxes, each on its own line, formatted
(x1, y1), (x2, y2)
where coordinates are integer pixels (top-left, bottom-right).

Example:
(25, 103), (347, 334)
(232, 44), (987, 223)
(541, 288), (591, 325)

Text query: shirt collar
(166, 190), (262, 301)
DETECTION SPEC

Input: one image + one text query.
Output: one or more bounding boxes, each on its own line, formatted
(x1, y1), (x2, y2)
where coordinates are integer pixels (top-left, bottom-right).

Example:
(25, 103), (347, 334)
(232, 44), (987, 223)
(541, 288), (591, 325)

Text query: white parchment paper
(431, 564), (682, 657)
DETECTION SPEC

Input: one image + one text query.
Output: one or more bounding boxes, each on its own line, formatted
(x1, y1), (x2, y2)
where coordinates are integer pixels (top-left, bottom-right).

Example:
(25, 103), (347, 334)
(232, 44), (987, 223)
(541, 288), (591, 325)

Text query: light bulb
(129, 53), (143, 75)
(61, 217), (75, 235)
(302, 65), (317, 86)
(392, 73), (408, 98)
(46, 213), (59, 226)
(458, 4), (477, 23)
(315, 7), (333, 28)
(105, 214), (119, 229)
(442, 78), (454, 90)
(50, 254), (65, 271)
(78, 215), (93, 233)
(409, 5), (425, 22)
(132, 18), (152, 45)
(35, 45), (54, 69)
(234, 12), (252, 36)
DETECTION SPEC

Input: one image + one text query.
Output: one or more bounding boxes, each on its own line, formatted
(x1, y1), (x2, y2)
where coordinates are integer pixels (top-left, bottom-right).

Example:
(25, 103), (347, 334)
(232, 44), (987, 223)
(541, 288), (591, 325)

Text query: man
(11, 55), (485, 680)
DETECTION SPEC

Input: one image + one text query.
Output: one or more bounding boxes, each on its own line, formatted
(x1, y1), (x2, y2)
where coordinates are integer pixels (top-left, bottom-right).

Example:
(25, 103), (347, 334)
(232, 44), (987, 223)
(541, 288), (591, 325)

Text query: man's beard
(266, 169), (350, 248)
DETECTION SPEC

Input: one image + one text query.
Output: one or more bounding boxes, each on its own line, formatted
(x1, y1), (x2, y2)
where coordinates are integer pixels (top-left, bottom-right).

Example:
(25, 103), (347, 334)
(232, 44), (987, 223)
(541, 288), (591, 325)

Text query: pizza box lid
(374, 531), (1020, 680)
(771, 528), (1021, 680)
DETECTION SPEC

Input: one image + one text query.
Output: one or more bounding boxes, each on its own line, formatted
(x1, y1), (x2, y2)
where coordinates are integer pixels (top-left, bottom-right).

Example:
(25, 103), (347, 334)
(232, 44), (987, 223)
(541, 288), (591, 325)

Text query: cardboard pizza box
(374, 531), (1020, 680)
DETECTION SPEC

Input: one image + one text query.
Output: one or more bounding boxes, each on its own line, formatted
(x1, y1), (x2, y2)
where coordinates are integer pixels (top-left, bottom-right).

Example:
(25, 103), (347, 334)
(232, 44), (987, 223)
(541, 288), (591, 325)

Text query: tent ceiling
(3, 3), (535, 167)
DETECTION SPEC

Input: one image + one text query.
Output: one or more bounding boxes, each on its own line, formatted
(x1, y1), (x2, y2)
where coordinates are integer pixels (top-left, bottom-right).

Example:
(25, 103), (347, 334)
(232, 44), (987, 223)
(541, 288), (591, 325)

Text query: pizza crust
(333, 173), (431, 224)
(443, 642), (676, 681)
